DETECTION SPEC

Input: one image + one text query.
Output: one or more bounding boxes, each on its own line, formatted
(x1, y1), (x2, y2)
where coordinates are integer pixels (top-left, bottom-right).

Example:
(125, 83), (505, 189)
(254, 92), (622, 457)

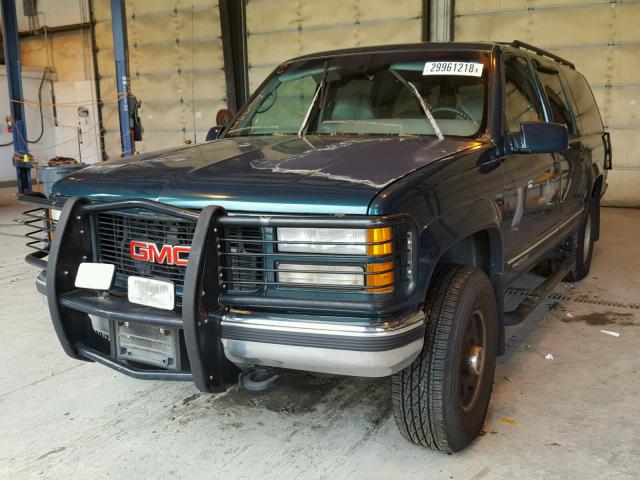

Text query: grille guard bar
(19, 194), (420, 391)
(19, 194), (420, 312)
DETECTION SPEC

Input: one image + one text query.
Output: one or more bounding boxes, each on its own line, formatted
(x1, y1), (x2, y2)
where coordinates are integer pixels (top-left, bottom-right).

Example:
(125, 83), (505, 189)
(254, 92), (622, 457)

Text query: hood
(53, 135), (477, 214)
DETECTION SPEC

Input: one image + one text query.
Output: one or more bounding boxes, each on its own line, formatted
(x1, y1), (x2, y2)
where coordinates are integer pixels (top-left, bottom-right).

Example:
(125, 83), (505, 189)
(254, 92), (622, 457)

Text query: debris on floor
(600, 330), (620, 337)
(500, 417), (518, 425)
(561, 311), (636, 326)
(544, 353), (554, 361)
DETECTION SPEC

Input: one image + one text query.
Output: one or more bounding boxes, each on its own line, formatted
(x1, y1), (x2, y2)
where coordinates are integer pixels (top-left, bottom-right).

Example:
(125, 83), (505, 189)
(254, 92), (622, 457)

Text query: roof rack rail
(510, 40), (575, 69)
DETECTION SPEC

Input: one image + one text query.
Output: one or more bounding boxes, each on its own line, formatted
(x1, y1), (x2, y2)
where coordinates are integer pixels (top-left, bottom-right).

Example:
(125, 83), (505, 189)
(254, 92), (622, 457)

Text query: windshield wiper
(389, 69), (444, 140)
(298, 60), (329, 137)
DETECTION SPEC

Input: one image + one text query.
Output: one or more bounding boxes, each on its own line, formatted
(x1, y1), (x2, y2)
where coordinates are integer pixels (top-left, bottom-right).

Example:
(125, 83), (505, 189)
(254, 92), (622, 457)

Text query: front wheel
(564, 201), (595, 282)
(391, 265), (498, 452)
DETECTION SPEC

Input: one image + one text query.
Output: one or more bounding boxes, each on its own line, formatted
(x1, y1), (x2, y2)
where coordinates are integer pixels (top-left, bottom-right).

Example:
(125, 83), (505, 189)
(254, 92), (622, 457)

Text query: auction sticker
(423, 61), (484, 77)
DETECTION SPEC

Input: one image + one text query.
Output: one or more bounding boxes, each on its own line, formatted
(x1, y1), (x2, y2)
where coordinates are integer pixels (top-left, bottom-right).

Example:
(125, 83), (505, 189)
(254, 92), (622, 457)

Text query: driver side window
(504, 56), (543, 132)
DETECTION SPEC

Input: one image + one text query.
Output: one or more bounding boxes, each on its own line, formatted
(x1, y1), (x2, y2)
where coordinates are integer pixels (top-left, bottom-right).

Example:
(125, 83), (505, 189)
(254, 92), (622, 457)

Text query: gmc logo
(129, 241), (191, 266)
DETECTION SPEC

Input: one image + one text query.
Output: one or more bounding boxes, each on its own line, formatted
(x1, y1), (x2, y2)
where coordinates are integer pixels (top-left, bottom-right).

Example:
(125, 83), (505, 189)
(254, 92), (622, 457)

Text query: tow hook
(239, 367), (280, 392)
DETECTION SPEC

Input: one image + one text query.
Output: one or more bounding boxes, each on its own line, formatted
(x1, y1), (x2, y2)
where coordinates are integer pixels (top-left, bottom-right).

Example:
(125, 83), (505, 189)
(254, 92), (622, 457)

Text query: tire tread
(391, 264), (474, 452)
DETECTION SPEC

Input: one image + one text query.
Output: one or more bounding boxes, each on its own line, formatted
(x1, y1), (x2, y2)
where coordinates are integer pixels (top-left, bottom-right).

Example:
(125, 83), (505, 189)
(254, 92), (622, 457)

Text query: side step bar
(504, 257), (575, 326)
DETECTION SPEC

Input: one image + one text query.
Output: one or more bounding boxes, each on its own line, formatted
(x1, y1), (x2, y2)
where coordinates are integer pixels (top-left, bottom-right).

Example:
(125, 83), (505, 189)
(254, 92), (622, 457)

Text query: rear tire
(391, 265), (498, 452)
(564, 201), (595, 282)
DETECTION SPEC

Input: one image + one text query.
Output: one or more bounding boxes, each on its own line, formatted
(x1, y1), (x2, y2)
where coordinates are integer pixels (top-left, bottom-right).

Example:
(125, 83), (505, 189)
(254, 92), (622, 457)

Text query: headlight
(277, 263), (364, 287)
(49, 208), (61, 221)
(47, 208), (61, 240)
(277, 227), (392, 256)
(276, 227), (395, 293)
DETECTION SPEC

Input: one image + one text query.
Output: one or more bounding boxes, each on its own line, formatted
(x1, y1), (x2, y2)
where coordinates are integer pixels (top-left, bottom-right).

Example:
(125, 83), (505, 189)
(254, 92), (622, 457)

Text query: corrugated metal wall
(245, 0), (425, 92)
(93, 0), (227, 159)
(455, 0), (640, 206)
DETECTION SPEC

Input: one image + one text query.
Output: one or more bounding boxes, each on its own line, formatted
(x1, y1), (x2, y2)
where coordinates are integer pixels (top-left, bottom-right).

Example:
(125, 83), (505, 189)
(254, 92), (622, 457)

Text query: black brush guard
(20, 194), (418, 392)
(43, 196), (234, 392)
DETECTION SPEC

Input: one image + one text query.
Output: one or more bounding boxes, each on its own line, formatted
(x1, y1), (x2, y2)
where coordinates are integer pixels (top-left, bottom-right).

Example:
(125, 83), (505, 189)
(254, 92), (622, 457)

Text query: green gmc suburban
(21, 41), (610, 451)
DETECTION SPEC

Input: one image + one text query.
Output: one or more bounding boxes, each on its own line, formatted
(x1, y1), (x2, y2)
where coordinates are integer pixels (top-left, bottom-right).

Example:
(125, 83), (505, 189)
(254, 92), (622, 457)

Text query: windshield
(227, 51), (489, 138)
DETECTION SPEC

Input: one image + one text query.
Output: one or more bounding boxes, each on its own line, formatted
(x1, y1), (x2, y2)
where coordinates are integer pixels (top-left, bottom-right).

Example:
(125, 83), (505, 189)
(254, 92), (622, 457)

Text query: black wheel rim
(459, 309), (486, 413)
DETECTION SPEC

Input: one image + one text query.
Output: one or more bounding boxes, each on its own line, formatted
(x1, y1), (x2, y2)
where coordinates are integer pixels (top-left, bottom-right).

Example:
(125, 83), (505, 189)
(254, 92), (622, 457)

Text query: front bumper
(25, 195), (423, 391)
(221, 310), (424, 377)
(37, 270), (423, 377)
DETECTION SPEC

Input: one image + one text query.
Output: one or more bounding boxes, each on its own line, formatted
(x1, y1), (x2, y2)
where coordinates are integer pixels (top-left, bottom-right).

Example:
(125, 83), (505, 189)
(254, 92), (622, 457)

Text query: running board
(504, 257), (575, 326)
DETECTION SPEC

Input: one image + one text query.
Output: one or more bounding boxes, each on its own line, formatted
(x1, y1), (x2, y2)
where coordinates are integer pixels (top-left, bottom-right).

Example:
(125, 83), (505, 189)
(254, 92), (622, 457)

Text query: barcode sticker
(423, 62), (484, 77)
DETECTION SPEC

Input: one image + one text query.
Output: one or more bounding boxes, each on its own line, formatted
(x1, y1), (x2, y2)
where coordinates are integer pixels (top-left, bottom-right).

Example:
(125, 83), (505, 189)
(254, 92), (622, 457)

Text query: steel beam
(88, 0), (106, 160)
(422, 0), (430, 42)
(0, 0), (32, 193)
(429, 0), (455, 42)
(219, 0), (249, 113)
(110, 0), (133, 156)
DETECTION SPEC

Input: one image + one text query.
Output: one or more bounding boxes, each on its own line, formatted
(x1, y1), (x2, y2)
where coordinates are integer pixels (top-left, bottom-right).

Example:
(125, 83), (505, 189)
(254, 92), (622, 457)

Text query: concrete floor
(1, 187), (639, 480)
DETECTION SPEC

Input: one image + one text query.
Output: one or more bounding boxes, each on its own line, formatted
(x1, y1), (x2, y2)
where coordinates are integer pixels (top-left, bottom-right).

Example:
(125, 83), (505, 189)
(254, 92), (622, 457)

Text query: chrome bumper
(220, 310), (425, 377)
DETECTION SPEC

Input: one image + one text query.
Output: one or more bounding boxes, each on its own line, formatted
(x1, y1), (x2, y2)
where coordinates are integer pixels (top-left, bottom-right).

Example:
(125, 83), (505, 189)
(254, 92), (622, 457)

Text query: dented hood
(53, 135), (476, 214)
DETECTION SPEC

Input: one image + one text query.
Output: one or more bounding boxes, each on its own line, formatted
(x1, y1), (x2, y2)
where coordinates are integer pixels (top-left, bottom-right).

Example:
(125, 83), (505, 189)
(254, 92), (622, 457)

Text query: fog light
(128, 276), (175, 310)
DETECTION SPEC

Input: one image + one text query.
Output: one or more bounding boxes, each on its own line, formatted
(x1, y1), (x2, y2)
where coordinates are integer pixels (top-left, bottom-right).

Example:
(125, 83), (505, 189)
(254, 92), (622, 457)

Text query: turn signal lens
(367, 227), (392, 256)
(366, 261), (394, 293)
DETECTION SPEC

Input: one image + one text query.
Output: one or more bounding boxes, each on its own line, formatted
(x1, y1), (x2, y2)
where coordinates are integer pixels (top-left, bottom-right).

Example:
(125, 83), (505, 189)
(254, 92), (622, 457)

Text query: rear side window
(504, 56), (544, 132)
(537, 68), (577, 136)
(562, 68), (603, 135)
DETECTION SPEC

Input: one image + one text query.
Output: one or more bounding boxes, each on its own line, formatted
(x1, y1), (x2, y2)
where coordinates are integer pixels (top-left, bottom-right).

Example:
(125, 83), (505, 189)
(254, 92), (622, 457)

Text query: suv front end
(22, 194), (423, 391)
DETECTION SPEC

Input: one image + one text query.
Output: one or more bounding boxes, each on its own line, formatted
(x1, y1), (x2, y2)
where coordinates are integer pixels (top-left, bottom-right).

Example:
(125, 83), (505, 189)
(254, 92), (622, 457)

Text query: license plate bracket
(115, 321), (180, 370)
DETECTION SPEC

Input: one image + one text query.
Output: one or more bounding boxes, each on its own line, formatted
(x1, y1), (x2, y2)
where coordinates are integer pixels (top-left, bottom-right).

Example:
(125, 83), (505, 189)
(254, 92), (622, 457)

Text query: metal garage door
(93, 0), (227, 159)
(454, 0), (640, 206)
(245, 0), (425, 92)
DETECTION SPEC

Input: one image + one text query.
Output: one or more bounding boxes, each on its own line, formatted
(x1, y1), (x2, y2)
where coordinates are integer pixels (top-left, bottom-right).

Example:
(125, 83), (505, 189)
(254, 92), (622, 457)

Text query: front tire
(564, 201), (595, 282)
(392, 265), (498, 452)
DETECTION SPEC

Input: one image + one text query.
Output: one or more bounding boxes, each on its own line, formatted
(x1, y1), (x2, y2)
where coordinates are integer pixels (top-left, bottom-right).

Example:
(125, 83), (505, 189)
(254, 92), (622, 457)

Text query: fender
(415, 198), (507, 353)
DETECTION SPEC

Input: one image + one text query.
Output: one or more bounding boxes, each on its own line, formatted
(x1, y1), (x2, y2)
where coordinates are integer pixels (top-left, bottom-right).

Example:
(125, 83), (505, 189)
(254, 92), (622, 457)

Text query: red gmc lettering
(129, 241), (191, 266)
(130, 241), (149, 261)
(172, 246), (191, 266)
(149, 243), (173, 264)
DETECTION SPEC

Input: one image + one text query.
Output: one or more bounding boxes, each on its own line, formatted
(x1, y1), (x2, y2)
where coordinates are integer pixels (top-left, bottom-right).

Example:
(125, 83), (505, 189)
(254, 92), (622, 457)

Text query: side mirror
(205, 126), (224, 142)
(505, 121), (568, 154)
(205, 108), (235, 141)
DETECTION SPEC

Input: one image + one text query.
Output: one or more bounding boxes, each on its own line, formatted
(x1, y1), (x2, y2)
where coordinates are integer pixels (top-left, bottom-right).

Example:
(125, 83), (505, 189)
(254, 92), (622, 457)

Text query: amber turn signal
(367, 227), (392, 256)
(366, 261), (394, 293)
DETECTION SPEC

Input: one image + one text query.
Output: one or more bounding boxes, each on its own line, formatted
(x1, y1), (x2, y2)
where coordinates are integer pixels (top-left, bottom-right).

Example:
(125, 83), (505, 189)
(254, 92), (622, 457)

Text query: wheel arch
(419, 222), (507, 355)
